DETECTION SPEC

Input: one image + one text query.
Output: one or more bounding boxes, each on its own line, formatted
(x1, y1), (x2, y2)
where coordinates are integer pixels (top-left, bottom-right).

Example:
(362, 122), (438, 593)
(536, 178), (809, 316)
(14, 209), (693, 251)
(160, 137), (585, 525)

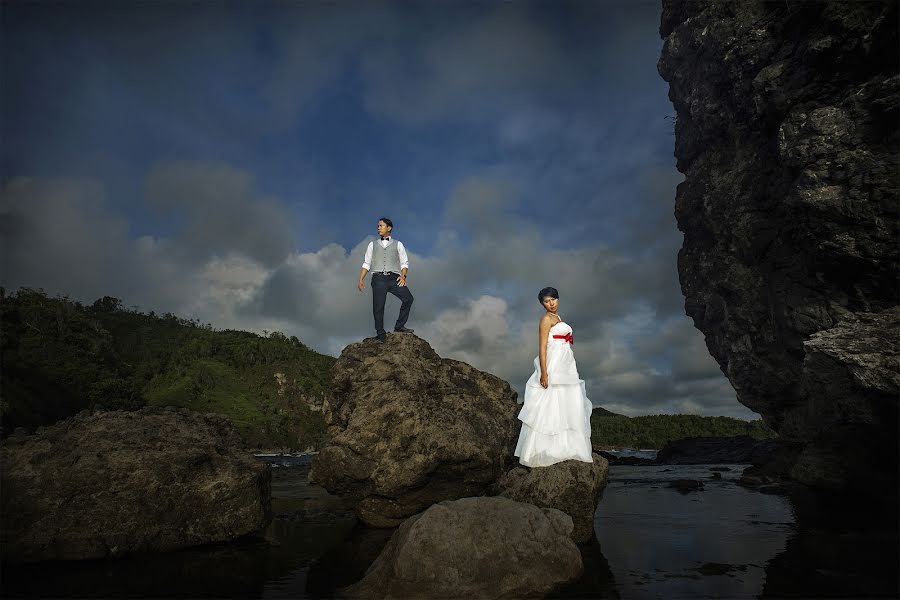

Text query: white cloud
(1, 168), (759, 420)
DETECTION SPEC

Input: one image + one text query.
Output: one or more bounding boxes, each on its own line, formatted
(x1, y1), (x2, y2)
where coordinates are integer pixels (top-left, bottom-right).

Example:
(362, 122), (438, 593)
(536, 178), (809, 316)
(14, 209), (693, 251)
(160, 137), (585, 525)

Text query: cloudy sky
(0, 0), (759, 419)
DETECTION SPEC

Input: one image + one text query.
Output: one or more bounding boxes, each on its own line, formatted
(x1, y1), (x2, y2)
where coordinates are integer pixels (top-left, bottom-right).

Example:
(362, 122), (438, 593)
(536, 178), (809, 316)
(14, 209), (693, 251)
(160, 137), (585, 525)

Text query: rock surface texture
(309, 333), (520, 527)
(338, 496), (583, 600)
(491, 453), (609, 544)
(658, 0), (898, 494)
(1, 406), (272, 562)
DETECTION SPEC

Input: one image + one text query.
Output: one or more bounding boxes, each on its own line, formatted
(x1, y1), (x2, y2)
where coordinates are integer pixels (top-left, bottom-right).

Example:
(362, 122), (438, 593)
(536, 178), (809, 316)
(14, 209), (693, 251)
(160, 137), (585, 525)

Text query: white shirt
(362, 237), (409, 271)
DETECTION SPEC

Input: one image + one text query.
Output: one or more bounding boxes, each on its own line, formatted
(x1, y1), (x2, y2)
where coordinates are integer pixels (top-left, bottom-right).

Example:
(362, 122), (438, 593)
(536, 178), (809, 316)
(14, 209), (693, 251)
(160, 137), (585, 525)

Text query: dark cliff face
(658, 0), (898, 493)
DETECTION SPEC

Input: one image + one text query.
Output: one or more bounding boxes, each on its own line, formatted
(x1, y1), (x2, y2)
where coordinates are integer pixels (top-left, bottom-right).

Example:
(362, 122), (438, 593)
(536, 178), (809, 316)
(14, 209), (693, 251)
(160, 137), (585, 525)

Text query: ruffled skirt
(513, 350), (593, 467)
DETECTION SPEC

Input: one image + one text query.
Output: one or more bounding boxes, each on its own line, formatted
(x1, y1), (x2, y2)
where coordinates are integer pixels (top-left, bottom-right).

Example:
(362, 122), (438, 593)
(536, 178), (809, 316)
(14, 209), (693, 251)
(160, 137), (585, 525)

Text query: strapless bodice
(548, 321), (573, 345)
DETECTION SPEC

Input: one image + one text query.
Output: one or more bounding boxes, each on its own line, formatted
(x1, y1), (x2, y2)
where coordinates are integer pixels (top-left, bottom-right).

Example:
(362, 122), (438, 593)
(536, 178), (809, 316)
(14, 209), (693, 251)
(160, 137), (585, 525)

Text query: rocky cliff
(658, 0), (898, 495)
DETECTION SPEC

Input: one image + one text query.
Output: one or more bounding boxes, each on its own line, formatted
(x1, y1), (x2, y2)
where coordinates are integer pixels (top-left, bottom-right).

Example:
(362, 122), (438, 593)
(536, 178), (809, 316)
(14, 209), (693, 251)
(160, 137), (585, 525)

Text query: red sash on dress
(552, 332), (574, 344)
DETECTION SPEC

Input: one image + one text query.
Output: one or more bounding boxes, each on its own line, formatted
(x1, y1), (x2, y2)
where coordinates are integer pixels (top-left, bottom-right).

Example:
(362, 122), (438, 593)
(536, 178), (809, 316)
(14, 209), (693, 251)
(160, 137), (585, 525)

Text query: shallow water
(594, 464), (793, 599)
(2, 454), (896, 599)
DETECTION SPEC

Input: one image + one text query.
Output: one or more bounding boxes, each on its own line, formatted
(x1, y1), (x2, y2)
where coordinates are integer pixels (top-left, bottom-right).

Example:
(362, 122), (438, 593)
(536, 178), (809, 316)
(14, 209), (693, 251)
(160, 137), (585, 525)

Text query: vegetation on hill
(590, 410), (777, 449)
(1, 286), (777, 453)
(1, 287), (335, 450)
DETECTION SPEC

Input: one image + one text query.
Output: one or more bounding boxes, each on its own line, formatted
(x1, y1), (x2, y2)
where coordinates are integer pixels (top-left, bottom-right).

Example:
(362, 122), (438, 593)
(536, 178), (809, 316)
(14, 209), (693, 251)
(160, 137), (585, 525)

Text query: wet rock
(596, 450), (659, 466)
(668, 479), (704, 494)
(1, 406), (271, 562)
(338, 496), (582, 600)
(491, 453), (609, 544)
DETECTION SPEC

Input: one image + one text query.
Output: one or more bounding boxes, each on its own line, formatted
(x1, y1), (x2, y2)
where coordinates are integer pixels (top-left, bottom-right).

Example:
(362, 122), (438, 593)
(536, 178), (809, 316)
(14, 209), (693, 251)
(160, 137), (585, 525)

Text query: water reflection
(761, 483), (899, 598)
(548, 536), (619, 599)
(2, 455), (895, 599)
(596, 464), (898, 599)
(596, 464), (794, 599)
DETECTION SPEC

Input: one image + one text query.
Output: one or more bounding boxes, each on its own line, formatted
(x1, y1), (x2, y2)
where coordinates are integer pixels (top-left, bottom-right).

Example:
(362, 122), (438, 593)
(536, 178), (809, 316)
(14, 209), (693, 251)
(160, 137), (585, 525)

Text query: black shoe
(394, 327), (414, 333)
(375, 332), (387, 342)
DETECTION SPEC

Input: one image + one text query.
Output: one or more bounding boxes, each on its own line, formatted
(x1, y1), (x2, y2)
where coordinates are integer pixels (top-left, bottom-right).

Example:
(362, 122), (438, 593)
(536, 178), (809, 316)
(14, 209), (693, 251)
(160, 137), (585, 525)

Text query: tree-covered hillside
(1, 286), (776, 453)
(1, 287), (335, 450)
(590, 411), (777, 449)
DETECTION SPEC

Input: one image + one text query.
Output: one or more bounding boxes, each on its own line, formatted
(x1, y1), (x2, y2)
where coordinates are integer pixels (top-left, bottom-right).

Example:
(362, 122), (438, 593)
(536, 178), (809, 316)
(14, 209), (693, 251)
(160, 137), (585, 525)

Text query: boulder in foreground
(492, 453), (609, 544)
(1, 406), (271, 562)
(339, 496), (582, 600)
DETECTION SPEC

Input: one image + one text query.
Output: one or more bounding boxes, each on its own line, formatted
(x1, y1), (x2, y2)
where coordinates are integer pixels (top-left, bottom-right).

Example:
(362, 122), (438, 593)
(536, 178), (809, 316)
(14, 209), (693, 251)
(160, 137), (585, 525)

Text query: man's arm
(397, 241), (409, 271)
(397, 241), (410, 286)
(361, 241), (374, 271)
(358, 242), (373, 292)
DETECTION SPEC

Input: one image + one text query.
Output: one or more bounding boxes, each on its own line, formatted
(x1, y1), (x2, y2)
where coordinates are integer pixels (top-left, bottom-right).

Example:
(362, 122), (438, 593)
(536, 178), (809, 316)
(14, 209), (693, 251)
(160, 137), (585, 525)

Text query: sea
(3, 450), (896, 599)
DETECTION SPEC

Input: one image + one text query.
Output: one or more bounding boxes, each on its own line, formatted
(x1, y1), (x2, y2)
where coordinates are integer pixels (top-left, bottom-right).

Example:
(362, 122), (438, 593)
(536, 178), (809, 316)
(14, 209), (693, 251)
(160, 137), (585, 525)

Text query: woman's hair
(538, 287), (559, 305)
(378, 217), (393, 231)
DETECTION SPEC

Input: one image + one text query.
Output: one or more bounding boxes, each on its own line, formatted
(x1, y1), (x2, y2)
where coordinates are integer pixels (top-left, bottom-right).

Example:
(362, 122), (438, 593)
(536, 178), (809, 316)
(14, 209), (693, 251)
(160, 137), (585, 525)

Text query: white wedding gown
(513, 319), (594, 467)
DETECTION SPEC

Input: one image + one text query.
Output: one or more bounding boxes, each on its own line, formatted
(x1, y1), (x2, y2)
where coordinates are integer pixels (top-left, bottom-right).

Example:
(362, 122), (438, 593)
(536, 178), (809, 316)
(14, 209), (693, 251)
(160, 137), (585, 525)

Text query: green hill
(590, 409), (777, 449)
(1, 286), (777, 453)
(0, 287), (335, 451)
(591, 406), (619, 418)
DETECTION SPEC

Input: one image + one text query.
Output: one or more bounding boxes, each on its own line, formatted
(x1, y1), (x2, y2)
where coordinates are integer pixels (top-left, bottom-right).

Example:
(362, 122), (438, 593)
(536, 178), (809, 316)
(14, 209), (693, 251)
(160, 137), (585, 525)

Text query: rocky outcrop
(491, 454), (609, 544)
(595, 450), (658, 466)
(338, 496), (583, 600)
(658, 0), (898, 493)
(738, 443), (807, 494)
(669, 479), (704, 494)
(657, 435), (778, 465)
(309, 333), (520, 527)
(787, 309), (899, 488)
(0, 406), (271, 562)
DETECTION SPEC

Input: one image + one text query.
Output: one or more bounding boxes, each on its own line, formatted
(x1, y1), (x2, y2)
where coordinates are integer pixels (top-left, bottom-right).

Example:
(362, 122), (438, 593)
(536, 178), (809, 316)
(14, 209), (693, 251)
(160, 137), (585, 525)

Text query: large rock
(787, 309), (899, 488)
(339, 496), (582, 600)
(1, 406), (271, 562)
(658, 0), (898, 494)
(657, 435), (778, 465)
(491, 454), (609, 544)
(309, 333), (520, 527)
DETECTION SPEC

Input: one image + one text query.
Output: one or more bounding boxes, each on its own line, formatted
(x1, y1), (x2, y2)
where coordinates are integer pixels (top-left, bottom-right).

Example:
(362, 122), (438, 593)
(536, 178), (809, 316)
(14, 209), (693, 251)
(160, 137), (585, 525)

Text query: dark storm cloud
(144, 161), (297, 268)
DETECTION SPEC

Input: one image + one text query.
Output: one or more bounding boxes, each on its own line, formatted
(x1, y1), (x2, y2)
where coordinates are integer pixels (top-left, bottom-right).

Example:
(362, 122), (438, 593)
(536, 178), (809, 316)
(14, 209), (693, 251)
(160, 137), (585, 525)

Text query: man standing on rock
(357, 217), (414, 342)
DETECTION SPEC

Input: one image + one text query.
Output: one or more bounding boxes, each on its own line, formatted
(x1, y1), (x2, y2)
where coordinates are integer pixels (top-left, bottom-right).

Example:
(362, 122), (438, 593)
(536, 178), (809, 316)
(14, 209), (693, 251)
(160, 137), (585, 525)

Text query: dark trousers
(371, 272), (414, 335)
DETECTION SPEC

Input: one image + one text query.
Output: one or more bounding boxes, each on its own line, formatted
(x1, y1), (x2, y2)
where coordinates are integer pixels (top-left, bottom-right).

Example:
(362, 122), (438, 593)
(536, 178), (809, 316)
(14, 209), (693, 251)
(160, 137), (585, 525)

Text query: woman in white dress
(513, 287), (594, 467)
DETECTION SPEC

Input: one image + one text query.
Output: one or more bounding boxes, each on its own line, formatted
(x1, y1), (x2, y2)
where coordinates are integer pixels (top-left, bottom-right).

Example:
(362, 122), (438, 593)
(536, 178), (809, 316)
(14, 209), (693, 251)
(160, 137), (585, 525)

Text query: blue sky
(1, 0), (760, 419)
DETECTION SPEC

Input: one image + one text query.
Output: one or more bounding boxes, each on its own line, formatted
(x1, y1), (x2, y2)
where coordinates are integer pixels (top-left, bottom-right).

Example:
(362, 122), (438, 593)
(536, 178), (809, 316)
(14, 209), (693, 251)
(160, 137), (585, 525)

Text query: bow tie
(380, 237), (391, 241)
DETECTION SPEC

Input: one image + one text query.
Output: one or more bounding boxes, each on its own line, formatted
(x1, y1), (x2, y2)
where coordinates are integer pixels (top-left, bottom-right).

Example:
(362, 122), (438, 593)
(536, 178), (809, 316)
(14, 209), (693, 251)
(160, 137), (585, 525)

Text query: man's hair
(538, 287), (559, 305)
(379, 217), (393, 231)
